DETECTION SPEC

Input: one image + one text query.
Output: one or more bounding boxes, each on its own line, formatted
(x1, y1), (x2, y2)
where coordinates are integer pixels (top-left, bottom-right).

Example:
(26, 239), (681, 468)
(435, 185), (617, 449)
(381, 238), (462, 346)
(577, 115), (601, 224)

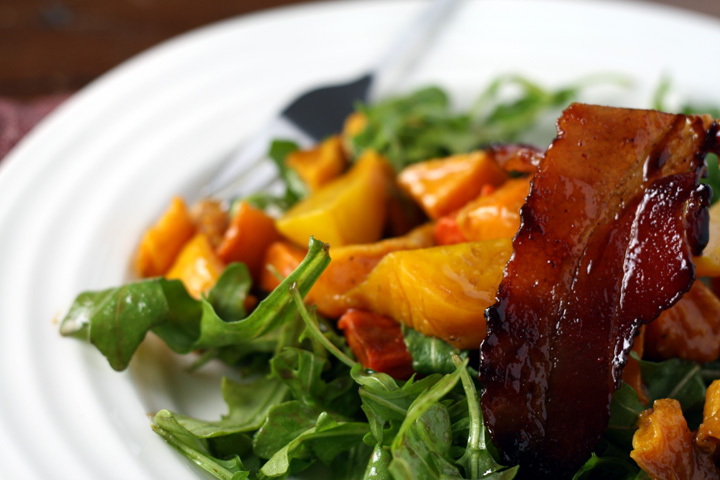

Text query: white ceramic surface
(2, 0), (720, 478)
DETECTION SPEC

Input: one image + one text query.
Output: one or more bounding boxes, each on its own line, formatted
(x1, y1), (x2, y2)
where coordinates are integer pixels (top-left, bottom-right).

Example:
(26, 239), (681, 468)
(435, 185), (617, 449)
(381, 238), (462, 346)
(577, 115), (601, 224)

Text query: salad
(60, 76), (720, 480)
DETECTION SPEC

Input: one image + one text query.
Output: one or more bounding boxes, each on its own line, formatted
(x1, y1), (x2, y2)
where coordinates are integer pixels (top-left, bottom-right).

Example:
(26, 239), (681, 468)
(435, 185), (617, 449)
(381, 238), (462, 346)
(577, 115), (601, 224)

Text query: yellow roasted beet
(693, 201), (720, 276)
(348, 238), (513, 349)
(285, 135), (347, 191)
(397, 151), (508, 220)
(276, 150), (392, 247)
(166, 233), (225, 299)
(307, 223), (436, 318)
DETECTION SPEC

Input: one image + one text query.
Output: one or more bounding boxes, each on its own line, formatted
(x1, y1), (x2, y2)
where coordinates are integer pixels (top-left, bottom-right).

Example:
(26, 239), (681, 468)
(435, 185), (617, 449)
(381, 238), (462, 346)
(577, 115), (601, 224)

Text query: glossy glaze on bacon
(479, 103), (717, 478)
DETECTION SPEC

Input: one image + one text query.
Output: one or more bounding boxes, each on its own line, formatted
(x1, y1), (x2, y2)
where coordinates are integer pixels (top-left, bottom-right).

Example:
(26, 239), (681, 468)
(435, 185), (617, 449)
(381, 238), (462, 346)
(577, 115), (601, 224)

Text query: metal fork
(202, 0), (462, 201)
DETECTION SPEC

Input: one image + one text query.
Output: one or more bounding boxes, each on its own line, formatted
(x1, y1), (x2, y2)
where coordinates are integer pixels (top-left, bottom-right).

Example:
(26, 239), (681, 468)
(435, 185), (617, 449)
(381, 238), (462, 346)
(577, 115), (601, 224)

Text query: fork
(202, 0), (462, 201)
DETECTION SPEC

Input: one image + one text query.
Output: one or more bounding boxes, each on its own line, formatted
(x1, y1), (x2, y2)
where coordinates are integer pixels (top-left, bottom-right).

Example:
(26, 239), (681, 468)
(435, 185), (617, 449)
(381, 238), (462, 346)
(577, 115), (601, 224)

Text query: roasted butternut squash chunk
(166, 233), (226, 299)
(135, 196), (195, 277)
(216, 201), (280, 282)
(285, 135), (347, 191)
(397, 151), (508, 220)
(455, 176), (531, 241)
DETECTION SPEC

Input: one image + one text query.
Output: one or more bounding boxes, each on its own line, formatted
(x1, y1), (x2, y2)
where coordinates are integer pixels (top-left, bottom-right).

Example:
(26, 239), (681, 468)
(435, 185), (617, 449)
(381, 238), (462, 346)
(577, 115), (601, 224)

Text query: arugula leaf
(257, 412), (370, 478)
(268, 139), (308, 207)
(362, 444), (393, 480)
(639, 357), (707, 429)
(153, 376), (288, 439)
(452, 356), (514, 479)
(603, 382), (646, 452)
(60, 238), (330, 371)
(253, 400), (324, 460)
(571, 453), (640, 480)
(388, 365), (464, 479)
(403, 326), (466, 375)
(152, 424), (251, 480)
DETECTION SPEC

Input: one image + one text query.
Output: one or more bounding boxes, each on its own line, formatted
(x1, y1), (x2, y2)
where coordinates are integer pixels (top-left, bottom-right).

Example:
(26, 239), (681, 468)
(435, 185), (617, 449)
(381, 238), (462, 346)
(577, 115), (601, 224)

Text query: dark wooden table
(1, 0), (719, 99)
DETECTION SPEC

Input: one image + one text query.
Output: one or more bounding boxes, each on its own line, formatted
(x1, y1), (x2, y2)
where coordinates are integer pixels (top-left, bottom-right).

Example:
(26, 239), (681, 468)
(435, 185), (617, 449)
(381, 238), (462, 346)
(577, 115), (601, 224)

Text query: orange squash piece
(397, 151), (508, 220)
(259, 241), (308, 293)
(348, 239), (512, 349)
(285, 135), (348, 191)
(455, 176), (531, 242)
(135, 196), (196, 277)
(166, 233), (226, 299)
(631, 399), (718, 480)
(644, 281), (720, 363)
(697, 380), (720, 460)
(216, 201), (280, 282)
(338, 309), (414, 379)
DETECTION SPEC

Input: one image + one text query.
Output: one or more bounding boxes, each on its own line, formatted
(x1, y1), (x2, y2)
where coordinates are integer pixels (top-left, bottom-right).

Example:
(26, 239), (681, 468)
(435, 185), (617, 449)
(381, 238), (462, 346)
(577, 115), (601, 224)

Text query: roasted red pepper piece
(479, 104), (717, 478)
(338, 309), (414, 379)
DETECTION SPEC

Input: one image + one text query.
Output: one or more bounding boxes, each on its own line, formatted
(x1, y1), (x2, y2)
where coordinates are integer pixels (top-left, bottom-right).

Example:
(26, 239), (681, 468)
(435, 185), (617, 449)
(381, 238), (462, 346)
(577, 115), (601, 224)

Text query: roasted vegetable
(455, 176), (531, 242)
(285, 135), (348, 191)
(135, 196), (195, 277)
(349, 238), (512, 350)
(397, 151), (508, 220)
(337, 309), (414, 379)
(166, 233), (225, 299)
(631, 398), (718, 480)
(216, 200), (280, 282)
(276, 150), (392, 247)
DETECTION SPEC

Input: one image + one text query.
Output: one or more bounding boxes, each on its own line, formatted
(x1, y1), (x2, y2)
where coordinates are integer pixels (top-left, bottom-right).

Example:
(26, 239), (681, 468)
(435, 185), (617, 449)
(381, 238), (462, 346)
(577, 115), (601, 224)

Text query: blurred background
(1, 0), (719, 100)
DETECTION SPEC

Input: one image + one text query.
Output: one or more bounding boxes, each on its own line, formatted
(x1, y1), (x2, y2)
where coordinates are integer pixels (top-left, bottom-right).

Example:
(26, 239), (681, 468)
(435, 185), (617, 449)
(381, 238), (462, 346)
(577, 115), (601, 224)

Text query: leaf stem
(290, 286), (356, 368)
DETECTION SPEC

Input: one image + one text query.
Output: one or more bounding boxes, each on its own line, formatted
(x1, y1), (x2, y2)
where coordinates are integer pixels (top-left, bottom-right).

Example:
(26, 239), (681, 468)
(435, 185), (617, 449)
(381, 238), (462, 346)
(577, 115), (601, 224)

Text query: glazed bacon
(479, 103), (718, 478)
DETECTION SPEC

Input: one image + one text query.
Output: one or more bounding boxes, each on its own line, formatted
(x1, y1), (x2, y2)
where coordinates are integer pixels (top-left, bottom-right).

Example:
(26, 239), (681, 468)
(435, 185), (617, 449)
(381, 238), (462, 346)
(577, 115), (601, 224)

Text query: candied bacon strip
(479, 103), (717, 478)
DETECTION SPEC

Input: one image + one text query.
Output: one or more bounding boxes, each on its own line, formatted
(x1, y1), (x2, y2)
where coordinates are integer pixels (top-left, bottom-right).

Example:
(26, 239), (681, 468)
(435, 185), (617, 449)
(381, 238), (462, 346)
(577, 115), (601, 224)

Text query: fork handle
(369, 0), (463, 101)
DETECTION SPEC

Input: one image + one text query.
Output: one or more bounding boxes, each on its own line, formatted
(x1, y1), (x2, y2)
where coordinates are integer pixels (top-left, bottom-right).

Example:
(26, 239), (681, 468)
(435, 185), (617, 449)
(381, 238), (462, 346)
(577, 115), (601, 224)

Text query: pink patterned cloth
(0, 94), (70, 161)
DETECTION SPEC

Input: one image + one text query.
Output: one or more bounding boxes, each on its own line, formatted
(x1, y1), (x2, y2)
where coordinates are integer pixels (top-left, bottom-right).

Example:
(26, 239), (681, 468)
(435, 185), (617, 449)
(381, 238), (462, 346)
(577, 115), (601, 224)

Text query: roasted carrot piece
(166, 233), (226, 299)
(216, 201), (280, 282)
(135, 196), (196, 277)
(397, 151), (508, 220)
(285, 135), (348, 191)
(259, 241), (307, 293)
(338, 309), (414, 379)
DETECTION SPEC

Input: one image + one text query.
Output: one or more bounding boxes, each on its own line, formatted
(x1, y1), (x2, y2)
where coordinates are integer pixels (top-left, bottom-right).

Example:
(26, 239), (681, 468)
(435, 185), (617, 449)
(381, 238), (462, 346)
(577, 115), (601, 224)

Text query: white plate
(1, 0), (720, 478)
